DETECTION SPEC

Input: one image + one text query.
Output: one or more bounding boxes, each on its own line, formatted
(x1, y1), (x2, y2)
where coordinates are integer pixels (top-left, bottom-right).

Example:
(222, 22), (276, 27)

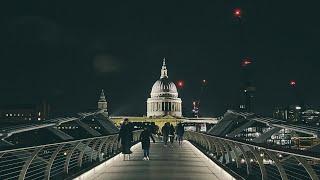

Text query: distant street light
(202, 79), (207, 84)
(241, 59), (252, 67)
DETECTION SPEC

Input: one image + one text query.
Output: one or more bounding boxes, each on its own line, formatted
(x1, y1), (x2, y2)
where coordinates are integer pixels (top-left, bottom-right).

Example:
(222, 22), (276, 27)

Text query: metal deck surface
(81, 141), (230, 180)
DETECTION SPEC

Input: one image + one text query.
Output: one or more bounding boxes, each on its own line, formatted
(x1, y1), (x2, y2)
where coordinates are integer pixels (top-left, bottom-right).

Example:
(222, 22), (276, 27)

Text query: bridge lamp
(295, 106), (302, 110)
(240, 159), (245, 164)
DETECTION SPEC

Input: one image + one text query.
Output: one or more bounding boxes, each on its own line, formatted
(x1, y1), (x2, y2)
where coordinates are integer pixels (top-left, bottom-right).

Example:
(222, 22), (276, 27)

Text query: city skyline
(1, 1), (320, 116)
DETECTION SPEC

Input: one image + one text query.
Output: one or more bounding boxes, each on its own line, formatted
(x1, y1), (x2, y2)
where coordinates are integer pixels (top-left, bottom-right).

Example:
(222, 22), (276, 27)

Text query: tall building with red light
(240, 58), (256, 112)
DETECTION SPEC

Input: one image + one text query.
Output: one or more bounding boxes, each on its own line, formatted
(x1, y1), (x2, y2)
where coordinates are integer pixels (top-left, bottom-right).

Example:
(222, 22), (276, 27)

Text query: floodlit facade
(147, 59), (182, 117)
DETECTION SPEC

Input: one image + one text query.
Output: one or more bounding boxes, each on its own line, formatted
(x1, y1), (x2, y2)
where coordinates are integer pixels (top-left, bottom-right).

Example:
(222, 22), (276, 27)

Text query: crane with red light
(192, 79), (208, 117)
(289, 80), (305, 112)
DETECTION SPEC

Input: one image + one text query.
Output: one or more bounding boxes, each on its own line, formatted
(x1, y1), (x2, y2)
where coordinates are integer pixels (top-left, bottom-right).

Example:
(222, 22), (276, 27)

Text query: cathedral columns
(156, 102), (159, 111)
(172, 103), (175, 112)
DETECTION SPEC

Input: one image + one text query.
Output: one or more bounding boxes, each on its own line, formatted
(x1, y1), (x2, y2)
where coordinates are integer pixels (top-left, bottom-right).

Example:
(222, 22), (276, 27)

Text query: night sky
(1, 1), (320, 117)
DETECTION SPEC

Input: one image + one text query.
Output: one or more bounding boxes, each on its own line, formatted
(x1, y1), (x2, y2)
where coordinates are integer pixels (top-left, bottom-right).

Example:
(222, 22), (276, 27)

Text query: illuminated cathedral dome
(147, 59), (182, 117)
(150, 78), (178, 98)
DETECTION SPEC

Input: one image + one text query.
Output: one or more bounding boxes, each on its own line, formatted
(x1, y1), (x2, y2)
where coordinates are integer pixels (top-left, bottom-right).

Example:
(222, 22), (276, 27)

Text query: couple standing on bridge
(118, 118), (155, 161)
(161, 122), (185, 147)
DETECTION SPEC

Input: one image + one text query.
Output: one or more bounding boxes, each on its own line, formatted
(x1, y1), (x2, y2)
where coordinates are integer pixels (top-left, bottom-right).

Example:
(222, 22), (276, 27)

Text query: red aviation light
(234, 8), (242, 18)
(290, 80), (296, 87)
(177, 80), (184, 88)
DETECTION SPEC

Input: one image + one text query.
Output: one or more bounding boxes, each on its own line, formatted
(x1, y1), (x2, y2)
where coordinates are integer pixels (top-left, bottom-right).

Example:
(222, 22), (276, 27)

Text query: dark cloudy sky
(0, 1), (320, 117)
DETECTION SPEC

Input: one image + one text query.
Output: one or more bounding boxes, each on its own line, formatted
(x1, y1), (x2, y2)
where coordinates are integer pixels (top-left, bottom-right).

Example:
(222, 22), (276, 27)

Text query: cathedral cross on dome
(161, 58), (168, 78)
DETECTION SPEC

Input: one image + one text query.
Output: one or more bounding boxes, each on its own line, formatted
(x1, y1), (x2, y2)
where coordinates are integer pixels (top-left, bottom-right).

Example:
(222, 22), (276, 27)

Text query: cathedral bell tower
(98, 89), (108, 114)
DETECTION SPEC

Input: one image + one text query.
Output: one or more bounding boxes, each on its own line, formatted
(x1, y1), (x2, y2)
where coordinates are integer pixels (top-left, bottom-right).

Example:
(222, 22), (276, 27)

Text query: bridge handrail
(0, 130), (142, 180)
(202, 132), (320, 160)
(0, 132), (119, 153)
(185, 131), (320, 180)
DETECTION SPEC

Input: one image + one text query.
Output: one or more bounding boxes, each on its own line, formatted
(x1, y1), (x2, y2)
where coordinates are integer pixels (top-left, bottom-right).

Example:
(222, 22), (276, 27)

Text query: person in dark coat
(161, 122), (170, 146)
(169, 124), (175, 145)
(118, 118), (133, 160)
(176, 123), (185, 146)
(139, 126), (155, 160)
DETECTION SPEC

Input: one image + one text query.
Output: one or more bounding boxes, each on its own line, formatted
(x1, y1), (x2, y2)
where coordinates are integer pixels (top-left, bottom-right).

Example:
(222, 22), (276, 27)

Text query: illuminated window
(37, 118), (41, 121)
(6, 114), (8, 116)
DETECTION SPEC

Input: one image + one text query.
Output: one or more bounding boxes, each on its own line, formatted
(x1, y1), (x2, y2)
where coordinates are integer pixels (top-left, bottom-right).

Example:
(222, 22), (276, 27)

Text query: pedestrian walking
(118, 118), (133, 160)
(161, 122), (170, 146)
(169, 124), (175, 146)
(176, 122), (185, 146)
(139, 126), (155, 160)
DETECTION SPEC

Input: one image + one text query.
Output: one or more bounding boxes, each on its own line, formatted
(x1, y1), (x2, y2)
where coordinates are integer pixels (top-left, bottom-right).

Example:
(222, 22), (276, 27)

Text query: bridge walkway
(77, 141), (231, 180)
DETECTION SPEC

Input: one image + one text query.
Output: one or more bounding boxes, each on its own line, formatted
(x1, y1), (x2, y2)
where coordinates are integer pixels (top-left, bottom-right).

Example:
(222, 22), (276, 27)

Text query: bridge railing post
(18, 147), (43, 180)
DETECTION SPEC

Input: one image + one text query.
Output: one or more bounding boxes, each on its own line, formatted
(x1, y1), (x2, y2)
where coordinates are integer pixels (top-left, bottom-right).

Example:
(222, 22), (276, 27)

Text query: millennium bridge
(0, 110), (320, 180)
